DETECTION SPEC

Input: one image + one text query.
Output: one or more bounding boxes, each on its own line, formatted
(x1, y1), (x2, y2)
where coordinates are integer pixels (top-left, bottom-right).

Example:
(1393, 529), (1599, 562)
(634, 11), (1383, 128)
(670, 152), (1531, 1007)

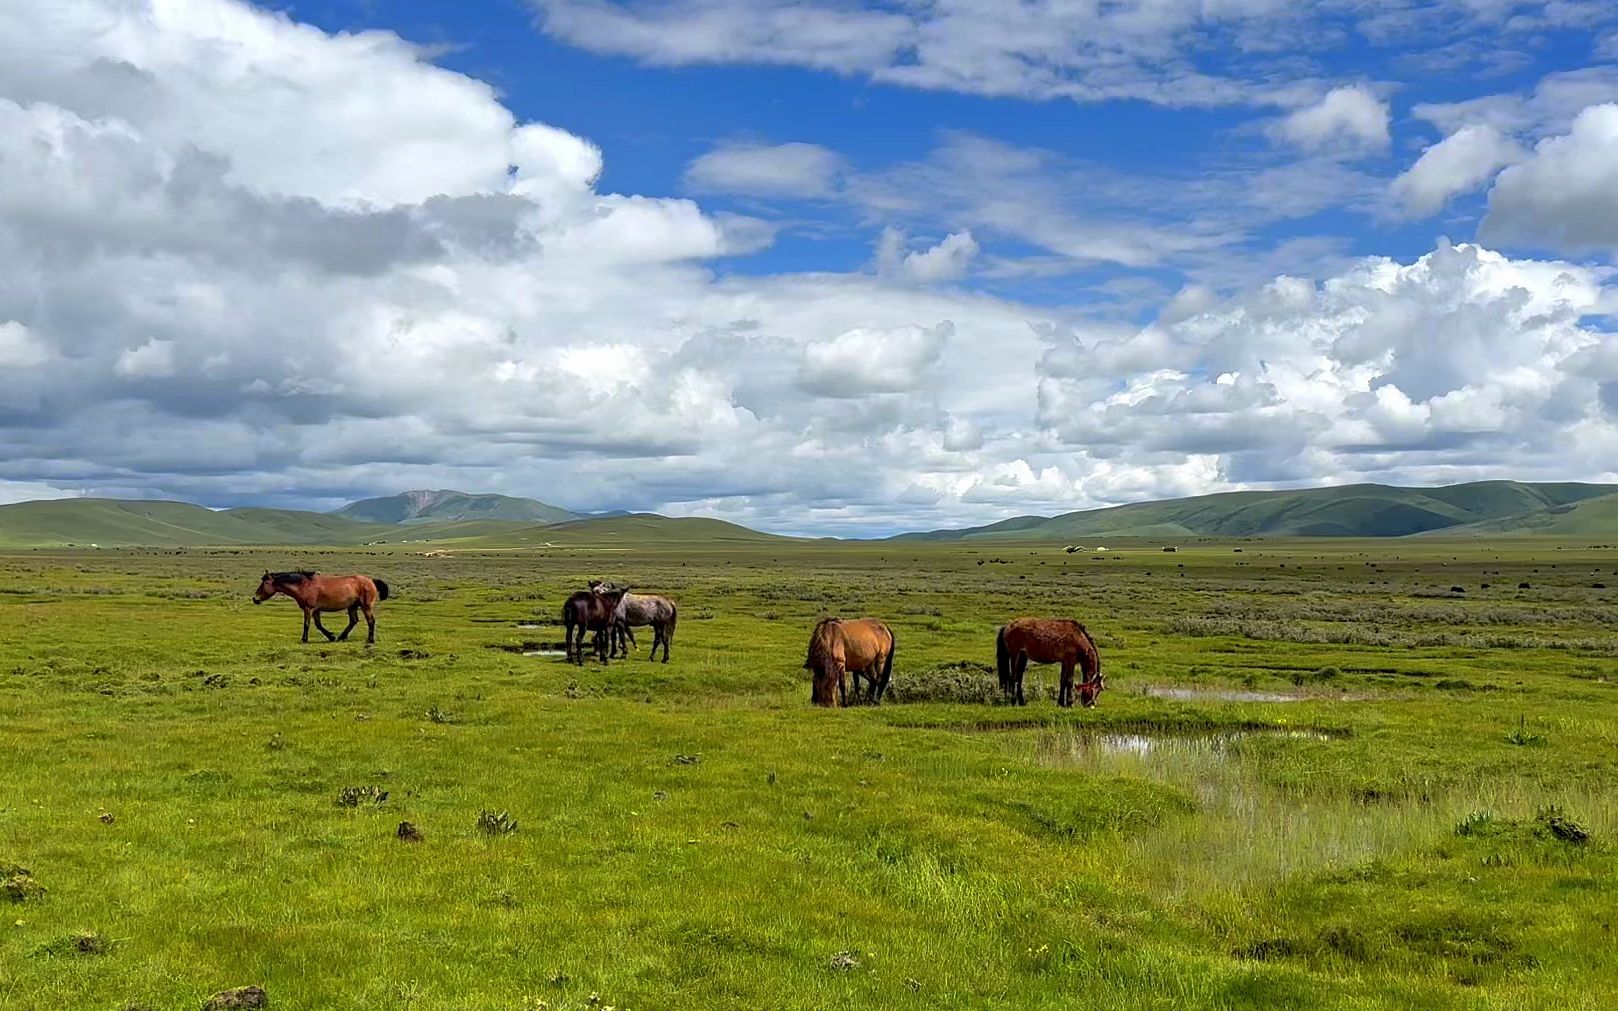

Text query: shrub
(477, 809), (518, 835)
(335, 785), (389, 808)
(883, 660), (1049, 705)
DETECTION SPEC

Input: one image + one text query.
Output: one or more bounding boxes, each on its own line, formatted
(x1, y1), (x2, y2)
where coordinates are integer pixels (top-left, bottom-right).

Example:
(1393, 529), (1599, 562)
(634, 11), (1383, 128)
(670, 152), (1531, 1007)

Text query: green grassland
(2, 538), (1617, 1009)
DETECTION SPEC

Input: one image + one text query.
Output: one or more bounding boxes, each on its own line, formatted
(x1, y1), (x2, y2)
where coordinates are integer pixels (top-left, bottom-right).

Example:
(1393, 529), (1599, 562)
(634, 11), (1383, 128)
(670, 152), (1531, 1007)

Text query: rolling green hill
(896, 481), (1618, 541)
(1439, 490), (1618, 537)
(0, 499), (381, 547)
(334, 489), (578, 525)
(0, 499), (787, 548)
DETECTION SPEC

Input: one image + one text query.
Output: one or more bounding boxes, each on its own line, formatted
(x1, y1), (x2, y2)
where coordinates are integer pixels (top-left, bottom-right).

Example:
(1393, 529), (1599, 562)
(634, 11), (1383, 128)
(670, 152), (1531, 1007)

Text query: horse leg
(363, 602), (377, 645)
(657, 622), (669, 663)
(312, 611), (337, 642)
(1013, 652), (1028, 705)
(337, 604), (359, 641)
(300, 607), (312, 644)
(1059, 660), (1074, 708)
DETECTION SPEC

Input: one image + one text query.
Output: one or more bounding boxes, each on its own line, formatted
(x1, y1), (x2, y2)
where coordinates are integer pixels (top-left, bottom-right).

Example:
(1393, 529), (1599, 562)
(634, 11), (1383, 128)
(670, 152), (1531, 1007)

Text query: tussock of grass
(883, 659), (1050, 705)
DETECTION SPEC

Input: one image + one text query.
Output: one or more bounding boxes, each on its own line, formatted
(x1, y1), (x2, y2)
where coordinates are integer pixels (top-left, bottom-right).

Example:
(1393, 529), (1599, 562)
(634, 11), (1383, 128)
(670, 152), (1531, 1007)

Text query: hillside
(334, 490), (577, 525)
(0, 499), (380, 547)
(896, 481), (1618, 541)
(1440, 491), (1618, 537)
(463, 513), (791, 546)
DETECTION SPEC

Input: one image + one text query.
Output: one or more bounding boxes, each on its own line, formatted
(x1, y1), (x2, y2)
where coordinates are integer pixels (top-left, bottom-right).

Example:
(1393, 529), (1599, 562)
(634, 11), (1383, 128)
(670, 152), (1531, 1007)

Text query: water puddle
(522, 649), (568, 657)
(1141, 686), (1315, 703)
(1041, 727), (1339, 763)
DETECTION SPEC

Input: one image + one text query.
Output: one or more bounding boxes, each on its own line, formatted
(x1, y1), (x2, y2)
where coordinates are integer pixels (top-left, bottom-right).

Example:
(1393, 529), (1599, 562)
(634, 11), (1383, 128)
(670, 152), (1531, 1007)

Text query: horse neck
(1077, 627), (1101, 679)
(275, 579), (312, 604)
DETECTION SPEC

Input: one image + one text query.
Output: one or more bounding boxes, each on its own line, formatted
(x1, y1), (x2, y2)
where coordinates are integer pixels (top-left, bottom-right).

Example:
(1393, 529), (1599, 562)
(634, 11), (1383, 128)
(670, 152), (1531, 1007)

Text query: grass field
(2, 538), (1616, 1009)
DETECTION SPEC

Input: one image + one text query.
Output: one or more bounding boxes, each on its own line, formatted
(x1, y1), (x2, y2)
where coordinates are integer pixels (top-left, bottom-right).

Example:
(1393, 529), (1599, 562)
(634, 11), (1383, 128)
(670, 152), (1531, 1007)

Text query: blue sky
(3, 1), (1618, 533)
(260, 0), (1609, 287)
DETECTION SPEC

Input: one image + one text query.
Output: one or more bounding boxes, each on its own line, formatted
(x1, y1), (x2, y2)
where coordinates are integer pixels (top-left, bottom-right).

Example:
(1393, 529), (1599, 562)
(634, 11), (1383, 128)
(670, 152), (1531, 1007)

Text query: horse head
(804, 619), (844, 706)
(251, 571), (277, 604)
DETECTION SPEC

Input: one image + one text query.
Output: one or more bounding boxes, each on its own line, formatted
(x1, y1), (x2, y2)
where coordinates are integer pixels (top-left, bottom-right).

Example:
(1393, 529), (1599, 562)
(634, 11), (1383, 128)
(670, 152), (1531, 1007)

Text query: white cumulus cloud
(1481, 104), (1618, 255)
(1390, 124), (1525, 217)
(875, 228), (980, 283)
(1271, 85), (1390, 154)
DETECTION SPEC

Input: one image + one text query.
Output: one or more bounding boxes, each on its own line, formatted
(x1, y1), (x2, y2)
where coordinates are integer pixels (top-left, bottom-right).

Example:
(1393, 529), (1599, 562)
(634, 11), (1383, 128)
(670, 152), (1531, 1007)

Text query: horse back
(1004, 617), (1085, 663)
(306, 574), (373, 609)
(835, 618), (893, 668)
(619, 593), (674, 623)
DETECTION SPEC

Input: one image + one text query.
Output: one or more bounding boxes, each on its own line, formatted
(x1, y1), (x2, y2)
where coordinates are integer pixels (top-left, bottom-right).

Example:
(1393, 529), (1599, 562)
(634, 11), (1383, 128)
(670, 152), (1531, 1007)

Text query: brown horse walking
(803, 617), (896, 707)
(252, 571), (389, 644)
(996, 617), (1103, 708)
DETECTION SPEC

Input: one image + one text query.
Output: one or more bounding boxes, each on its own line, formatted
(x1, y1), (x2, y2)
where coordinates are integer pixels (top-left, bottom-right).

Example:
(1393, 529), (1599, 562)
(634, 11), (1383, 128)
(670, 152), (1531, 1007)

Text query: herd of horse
(248, 571), (1106, 708)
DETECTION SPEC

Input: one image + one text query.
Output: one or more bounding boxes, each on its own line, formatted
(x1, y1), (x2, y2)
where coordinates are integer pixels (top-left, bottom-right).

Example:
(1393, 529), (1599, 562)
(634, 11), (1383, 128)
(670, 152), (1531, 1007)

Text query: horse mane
(1074, 621), (1102, 679)
(270, 570), (316, 584)
(804, 617), (841, 670)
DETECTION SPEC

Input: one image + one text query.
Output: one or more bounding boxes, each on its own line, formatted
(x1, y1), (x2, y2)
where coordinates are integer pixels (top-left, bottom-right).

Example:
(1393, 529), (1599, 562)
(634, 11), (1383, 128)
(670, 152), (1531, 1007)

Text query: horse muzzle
(251, 596), (263, 605)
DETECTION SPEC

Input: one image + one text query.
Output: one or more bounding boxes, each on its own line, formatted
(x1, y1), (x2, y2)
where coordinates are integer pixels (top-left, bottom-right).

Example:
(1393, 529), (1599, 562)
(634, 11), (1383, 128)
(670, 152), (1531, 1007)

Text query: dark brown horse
(803, 617), (896, 707)
(996, 617), (1103, 707)
(563, 583), (627, 664)
(252, 571), (389, 644)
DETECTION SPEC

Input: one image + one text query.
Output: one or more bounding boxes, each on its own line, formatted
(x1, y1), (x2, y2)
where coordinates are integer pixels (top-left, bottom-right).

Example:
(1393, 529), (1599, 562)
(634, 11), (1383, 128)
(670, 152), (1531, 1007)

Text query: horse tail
(995, 625), (1010, 690)
(881, 625), (895, 687)
(666, 602), (677, 643)
(373, 578), (391, 602)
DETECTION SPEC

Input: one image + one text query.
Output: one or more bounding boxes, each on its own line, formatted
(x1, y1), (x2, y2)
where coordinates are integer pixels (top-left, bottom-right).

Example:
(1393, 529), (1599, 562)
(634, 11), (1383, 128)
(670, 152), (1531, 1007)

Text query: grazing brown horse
(563, 584), (627, 664)
(252, 571), (389, 644)
(803, 617), (896, 707)
(996, 618), (1103, 707)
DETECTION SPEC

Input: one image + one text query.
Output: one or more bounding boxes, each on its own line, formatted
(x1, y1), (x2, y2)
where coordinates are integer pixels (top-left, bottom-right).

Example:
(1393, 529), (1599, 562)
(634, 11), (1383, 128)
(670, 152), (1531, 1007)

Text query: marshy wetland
(1, 538), (1615, 1009)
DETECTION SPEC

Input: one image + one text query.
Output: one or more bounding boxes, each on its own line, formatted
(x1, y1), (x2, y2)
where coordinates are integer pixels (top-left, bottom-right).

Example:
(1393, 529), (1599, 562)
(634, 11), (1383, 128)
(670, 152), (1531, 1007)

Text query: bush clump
(2, 861), (44, 903)
(883, 660), (1049, 705)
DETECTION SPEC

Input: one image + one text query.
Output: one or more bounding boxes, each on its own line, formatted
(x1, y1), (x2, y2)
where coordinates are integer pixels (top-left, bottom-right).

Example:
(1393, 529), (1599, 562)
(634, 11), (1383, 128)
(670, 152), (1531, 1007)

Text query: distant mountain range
(3, 481), (1618, 547)
(895, 481), (1618, 541)
(333, 489), (579, 525)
